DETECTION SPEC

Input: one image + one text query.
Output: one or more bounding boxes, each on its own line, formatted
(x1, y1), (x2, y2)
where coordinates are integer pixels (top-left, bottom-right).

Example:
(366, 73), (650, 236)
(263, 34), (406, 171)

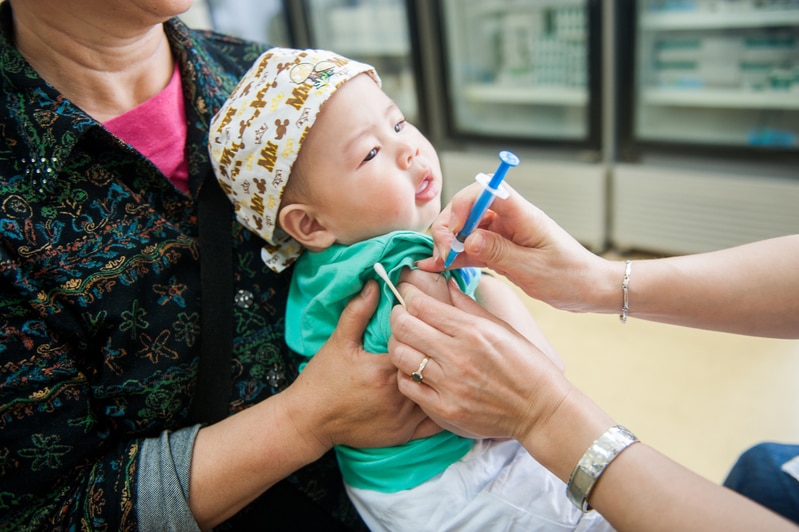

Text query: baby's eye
(394, 120), (406, 133)
(363, 148), (379, 162)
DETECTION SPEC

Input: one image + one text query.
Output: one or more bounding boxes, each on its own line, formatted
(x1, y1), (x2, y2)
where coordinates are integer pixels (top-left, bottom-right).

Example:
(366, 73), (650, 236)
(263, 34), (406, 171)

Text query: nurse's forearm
(518, 387), (797, 531)
(594, 235), (799, 338)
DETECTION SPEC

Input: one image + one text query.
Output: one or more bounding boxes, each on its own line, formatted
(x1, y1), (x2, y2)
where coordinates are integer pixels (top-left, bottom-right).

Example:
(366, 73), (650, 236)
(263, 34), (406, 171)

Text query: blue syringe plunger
(489, 150), (520, 188)
(443, 150), (519, 268)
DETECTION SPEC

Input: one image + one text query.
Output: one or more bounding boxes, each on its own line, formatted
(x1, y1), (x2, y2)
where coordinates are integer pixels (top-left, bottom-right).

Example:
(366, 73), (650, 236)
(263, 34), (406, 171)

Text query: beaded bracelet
(566, 425), (639, 512)
(619, 260), (632, 324)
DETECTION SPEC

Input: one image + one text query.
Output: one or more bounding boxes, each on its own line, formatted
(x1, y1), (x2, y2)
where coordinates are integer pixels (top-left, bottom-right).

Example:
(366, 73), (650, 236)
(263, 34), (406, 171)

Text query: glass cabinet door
(633, 0), (799, 150)
(303, 0), (420, 126)
(205, 0), (292, 46)
(439, 0), (597, 144)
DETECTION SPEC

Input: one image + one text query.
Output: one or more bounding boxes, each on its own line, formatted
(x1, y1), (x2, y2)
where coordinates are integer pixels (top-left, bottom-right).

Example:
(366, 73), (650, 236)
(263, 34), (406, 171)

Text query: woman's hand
(417, 183), (618, 314)
(191, 281), (439, 528)
(289, 280), (439, 452)
(387, 280), (571, 442)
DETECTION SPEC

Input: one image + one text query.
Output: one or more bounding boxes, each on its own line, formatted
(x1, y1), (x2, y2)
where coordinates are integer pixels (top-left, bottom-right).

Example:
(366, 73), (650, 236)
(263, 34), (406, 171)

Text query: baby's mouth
(415, 170), (438, 202)
(416, 177), (430, 194)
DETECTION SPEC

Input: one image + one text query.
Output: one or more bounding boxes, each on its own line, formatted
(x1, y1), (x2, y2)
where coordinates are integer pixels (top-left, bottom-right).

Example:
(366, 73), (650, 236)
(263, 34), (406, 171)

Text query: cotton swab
(373, 262), (406, 308)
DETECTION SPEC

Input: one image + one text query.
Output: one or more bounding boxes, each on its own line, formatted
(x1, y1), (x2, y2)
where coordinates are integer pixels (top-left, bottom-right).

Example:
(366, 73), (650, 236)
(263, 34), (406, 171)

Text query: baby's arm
(398, 268), (563, 370)
(398, 268), (453, 305)
(474, 274), (563, 370)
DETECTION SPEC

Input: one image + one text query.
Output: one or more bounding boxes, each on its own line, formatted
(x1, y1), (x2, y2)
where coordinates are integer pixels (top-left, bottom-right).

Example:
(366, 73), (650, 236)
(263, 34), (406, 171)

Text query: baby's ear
(278, 204), (336, 252)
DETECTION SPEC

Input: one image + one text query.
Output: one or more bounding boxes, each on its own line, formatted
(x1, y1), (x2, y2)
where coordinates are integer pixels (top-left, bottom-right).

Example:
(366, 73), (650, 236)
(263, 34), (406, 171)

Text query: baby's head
(209, 48), (442, 272)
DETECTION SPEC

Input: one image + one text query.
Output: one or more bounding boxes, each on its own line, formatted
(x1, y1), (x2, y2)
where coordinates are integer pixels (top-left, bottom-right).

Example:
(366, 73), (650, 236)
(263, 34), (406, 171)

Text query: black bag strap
(188, 175), (234, 424)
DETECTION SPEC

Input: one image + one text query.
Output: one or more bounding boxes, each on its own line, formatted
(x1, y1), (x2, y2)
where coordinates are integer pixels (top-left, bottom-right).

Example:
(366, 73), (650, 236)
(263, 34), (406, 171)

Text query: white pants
(346, 439), (614, 532)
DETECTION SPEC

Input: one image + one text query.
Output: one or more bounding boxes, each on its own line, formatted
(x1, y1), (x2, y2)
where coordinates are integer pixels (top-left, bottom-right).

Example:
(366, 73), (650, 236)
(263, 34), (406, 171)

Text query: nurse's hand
(387, 280), (570, 442)
(417, 183), (618, 314)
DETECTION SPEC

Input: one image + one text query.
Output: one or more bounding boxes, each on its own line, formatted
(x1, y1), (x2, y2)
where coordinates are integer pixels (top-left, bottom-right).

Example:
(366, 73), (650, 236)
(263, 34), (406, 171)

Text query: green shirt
(286, 230), (479, 492)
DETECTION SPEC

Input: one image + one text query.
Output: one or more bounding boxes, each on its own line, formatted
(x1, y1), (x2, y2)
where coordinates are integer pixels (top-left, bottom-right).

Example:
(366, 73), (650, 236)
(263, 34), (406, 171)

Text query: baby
(209, 47), (612, 532)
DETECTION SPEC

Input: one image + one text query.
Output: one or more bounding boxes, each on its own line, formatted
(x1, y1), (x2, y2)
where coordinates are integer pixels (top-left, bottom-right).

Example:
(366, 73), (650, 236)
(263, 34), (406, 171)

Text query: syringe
(443, 150), (519, 268)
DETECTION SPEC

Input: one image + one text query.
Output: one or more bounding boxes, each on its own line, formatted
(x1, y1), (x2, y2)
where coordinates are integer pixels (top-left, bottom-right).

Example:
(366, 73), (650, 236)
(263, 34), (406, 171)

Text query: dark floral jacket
(0, 4), (360, 530)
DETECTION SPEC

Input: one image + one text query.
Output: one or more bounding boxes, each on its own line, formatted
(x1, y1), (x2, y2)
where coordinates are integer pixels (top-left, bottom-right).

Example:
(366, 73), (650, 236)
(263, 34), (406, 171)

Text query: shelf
(638, 128), (755, 145)
(463, 84), (588, 106)
(323, 42), (410, 58)
(642, 87), (799, 109)
(641, 9), (799, 30)
(469, 0), (585, 18)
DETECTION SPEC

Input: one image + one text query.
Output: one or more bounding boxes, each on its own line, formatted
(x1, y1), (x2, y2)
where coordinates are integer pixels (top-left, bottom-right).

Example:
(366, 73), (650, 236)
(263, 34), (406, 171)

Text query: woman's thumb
(334, 279), (379, 343)
(465, 230), (519, 273)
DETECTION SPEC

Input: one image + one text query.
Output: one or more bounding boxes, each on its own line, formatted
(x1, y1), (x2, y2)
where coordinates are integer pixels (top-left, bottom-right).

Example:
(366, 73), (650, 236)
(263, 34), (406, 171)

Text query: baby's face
(294, 74), (443, 245)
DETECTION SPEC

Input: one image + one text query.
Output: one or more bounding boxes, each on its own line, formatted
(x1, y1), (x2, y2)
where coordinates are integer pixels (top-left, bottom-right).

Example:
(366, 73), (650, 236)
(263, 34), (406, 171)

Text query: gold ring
(410, 357), (429, 383)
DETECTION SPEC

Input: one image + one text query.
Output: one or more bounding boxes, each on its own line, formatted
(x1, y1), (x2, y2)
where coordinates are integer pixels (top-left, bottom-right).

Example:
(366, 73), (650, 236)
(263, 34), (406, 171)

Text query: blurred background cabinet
(436, 0), (599, 144)
(621, 0), (799, 152)
(428, 0), (608, 251)
(301, 0), (422, 127)
(614, 0), (799, 254)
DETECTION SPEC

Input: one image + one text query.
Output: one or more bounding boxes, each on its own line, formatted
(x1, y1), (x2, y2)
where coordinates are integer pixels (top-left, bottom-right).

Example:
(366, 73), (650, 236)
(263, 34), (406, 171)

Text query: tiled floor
(508, 278), (799, 484)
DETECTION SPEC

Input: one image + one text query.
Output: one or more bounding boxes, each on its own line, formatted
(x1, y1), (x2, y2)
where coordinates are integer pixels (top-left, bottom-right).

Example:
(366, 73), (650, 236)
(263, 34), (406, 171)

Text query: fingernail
(469, 232), (484, 253)
(361, 279), (375, 296)
(448, 213), (458, 232)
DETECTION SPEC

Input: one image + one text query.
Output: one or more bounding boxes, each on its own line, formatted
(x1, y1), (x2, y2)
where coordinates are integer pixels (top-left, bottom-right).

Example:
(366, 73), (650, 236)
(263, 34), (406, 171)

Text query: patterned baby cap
(208, 47), (380, 272)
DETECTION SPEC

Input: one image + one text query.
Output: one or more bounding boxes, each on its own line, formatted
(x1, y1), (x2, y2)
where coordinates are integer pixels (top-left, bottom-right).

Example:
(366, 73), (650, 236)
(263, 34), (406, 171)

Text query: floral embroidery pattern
(17, 435), (71, 472)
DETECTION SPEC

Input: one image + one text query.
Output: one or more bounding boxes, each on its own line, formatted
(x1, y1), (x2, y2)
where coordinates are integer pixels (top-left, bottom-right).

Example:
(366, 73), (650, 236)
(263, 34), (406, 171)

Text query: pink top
(105, 64), (190, 193)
